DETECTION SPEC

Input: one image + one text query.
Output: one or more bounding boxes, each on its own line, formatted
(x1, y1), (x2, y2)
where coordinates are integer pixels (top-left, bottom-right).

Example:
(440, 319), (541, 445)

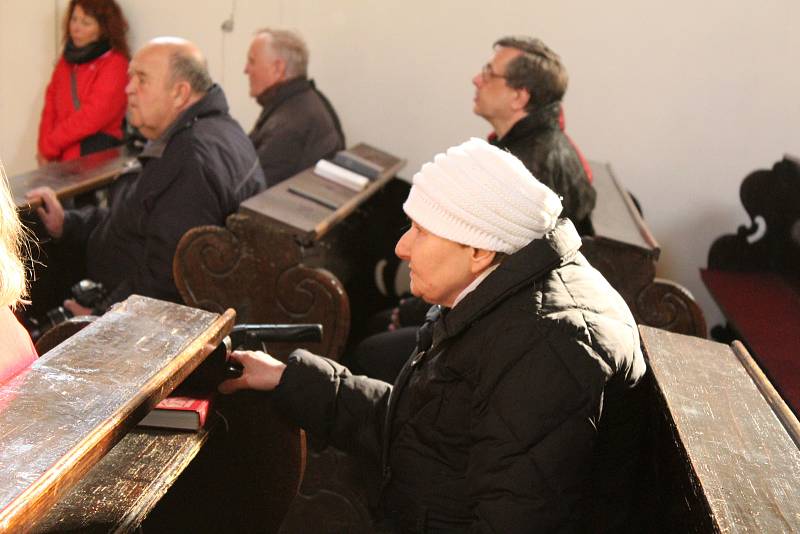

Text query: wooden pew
(174, 143), (407, 361)
(637, 325), (800, 532)
(701, 154), (800, 416)
(9, 146), (138, 210)
(0, 295), (304, 533)
(581, 162), (707, 337)
(0, 295), (231, 530)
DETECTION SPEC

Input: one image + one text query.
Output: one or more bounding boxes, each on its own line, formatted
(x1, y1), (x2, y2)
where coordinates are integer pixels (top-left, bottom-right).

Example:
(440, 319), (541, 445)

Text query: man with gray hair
(473, 36), (596, 231)
(28, 37), (265, 314)
(245, 28), (344, 186)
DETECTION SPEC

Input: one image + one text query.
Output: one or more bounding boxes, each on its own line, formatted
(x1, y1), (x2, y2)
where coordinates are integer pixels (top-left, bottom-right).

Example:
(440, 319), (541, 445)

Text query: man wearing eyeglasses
(245, 28), (345, 187)
(473, 36), (596, 232)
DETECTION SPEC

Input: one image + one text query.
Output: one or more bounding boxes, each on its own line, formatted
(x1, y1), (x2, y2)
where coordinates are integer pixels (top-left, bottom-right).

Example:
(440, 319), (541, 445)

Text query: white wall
(0, 1), (58, 175)
(2, 0), (799, 331)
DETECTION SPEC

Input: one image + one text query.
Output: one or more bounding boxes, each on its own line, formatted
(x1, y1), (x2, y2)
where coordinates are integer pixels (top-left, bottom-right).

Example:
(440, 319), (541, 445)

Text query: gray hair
(169, 50), (213, 94)
(257, 28), (309, 79)
(494, 36), (568, 112)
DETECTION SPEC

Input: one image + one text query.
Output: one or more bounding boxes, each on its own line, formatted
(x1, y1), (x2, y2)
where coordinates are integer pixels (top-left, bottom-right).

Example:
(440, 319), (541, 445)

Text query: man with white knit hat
(220, 139), (646, 533)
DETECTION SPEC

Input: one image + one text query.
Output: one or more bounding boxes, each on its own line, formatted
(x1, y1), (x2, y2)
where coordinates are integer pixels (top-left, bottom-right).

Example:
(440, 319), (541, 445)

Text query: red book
(138, 394), (214, 430)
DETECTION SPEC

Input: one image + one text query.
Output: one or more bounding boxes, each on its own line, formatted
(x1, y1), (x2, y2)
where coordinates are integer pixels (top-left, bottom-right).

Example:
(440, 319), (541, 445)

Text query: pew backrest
(639, 325), (800, 532)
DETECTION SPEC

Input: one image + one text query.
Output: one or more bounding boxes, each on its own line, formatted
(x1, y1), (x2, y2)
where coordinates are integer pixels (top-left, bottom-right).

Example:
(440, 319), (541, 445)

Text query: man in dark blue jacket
(28, 38), (265, 314)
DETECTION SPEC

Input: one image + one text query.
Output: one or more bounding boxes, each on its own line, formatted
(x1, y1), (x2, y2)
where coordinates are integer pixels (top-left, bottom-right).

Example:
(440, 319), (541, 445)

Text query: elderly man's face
(395, 221), (477, 307)
(472, 46), (524, 122)
(244, 34), (284, 98)
(126, 46), (180, 140)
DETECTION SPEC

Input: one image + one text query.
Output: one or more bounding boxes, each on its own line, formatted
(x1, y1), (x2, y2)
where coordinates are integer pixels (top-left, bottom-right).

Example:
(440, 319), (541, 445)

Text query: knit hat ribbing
(402, 138), (563, 253)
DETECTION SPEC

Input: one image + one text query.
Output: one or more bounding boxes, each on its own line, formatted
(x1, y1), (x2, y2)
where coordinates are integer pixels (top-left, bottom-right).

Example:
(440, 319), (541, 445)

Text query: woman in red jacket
(37, 0), (130, 164)
(0, 165), (36, 384)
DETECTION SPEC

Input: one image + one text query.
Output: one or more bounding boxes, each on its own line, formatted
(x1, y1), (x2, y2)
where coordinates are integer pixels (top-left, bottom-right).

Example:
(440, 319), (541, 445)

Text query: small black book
(331, 150), (383, 180)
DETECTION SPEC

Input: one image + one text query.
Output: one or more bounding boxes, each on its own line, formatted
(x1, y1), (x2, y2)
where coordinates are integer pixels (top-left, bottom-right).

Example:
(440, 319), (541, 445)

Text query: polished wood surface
(10, 147), (138, 209)
(640, 325), (800, 532)
(582, 162), (707, 337)
(0, 295), (234, 531)
(29, 424), (213, 533)
(175, 143), (407, 361)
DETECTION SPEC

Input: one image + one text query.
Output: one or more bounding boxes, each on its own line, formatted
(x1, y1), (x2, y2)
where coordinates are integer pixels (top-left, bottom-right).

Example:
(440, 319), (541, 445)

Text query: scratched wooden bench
(634, 325), (800, 532)
(0, 295), (303, 533)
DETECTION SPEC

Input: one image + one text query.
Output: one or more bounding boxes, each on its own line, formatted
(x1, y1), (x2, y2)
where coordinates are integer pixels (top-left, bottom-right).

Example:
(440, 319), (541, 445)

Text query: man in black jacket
(220, 138), (645, 532)
(28, 38), (265, 314)
(473, 36), (596, 232)
(245, 28), (345, 187)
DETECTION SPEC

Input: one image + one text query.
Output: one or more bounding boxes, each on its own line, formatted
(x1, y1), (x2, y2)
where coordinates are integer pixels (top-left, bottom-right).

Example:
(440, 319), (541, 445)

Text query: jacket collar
(256, 77), (313, 113)
(435, 218), (582, 342)
(494, 101), (562, 148)
(140, 84), (228, 160)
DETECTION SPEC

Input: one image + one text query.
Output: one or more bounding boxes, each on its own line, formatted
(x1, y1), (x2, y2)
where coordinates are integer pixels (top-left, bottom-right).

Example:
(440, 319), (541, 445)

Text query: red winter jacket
(38, 50), (128, 162)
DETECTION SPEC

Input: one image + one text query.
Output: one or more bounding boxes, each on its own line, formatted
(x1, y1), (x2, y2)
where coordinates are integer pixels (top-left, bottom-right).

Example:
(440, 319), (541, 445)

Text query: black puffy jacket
(274, 219), (646, 533)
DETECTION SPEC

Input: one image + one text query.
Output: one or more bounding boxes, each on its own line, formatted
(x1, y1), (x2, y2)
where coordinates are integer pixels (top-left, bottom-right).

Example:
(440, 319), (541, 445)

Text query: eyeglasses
(480, 62), (507, 82)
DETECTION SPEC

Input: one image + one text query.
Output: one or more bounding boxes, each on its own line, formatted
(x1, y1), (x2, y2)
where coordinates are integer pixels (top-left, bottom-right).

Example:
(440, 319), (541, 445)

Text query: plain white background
(1, 0), (798, 331)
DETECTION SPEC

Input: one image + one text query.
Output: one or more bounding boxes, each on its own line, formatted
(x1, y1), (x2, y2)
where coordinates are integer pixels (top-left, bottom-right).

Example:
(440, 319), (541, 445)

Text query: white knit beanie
(402, 138), (563, 254)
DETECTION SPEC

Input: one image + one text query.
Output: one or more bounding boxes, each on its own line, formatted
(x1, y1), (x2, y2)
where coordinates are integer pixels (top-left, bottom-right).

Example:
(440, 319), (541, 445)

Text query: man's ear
(470, 247), (496, 274)
(274, 58), (287, 80)
(511, 87), (531, 112)
(172, 80), (193, 108)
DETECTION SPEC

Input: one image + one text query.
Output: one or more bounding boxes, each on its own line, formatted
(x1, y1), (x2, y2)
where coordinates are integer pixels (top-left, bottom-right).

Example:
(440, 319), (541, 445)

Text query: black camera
(41, 279), (108, 333)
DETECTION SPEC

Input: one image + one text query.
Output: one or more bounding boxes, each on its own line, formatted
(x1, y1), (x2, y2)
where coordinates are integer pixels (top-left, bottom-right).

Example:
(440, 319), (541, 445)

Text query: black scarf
(64, 38), (111, 64)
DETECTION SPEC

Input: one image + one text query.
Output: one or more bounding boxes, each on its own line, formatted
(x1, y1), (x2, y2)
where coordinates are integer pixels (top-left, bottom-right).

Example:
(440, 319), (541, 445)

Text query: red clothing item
(0, 306), (37, 384)
(38, 50), (128, 162)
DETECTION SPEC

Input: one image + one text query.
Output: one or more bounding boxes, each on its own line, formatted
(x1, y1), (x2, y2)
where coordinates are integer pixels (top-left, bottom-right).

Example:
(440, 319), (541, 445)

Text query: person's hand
(26, 187), (65, 238)
(218, 350), (287, 394)
(63, 299), (92, 316)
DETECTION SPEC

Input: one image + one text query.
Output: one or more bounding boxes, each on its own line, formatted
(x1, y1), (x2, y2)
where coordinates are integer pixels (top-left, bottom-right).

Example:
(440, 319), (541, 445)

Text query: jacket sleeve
(466, 323), (605, 533)
(62, 204), (107, 246)
(38, 62), (63, 160)
(38, 54), (128, 158)
(273, 349), (391, 462)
